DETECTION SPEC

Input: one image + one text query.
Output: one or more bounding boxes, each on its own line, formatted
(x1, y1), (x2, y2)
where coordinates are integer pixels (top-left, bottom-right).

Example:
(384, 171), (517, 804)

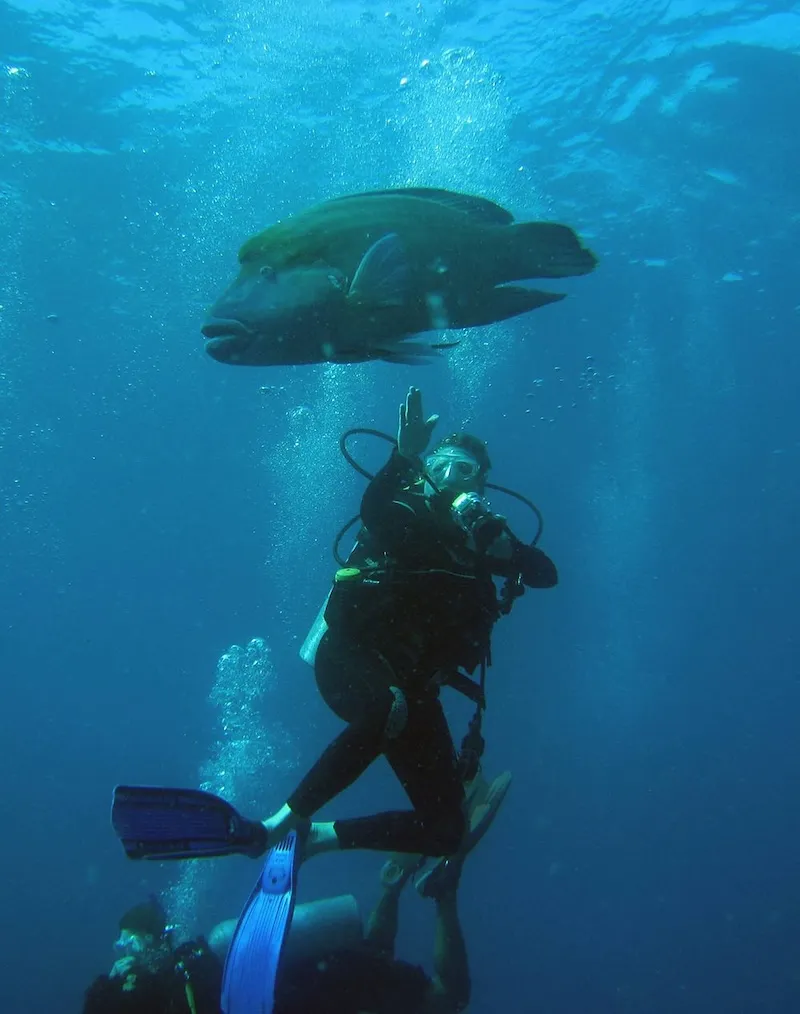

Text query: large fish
(201, 187), (597, 366)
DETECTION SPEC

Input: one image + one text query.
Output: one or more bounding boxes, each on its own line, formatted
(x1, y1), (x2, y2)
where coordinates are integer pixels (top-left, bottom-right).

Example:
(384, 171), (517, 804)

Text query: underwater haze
(1, 0), (799, 1011)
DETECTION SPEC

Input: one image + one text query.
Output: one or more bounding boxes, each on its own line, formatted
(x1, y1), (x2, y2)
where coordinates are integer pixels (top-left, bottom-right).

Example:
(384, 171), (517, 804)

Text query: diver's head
(118, 898), (167, 940)
(424, 433), (491, 497)
(112, 898), (170, 974)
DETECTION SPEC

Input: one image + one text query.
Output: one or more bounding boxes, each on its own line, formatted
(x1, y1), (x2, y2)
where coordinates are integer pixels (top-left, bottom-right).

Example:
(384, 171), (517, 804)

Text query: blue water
(1, 1), (798, 1011)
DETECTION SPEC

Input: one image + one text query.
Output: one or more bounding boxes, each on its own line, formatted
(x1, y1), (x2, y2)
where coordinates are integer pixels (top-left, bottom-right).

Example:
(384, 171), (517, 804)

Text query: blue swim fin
(221, 831), (301, 1014)
(111, 785), (268, 861)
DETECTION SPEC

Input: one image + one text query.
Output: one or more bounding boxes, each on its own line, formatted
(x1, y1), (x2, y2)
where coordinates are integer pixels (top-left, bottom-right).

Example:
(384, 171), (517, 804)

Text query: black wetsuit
(82, 940), (427, 1014)
(81, 940), (223, 1014)
(275, 947), (430, 1014)
(288, 449), (557, 856)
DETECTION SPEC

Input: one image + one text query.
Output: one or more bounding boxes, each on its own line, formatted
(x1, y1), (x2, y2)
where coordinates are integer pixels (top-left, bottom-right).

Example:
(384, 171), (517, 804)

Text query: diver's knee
(429, 808), (466, 856)
(454, 978), (471, 1012)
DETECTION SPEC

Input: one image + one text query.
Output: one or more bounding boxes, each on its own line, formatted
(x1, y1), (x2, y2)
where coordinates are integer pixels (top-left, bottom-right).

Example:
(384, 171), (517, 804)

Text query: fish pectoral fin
(448, 286), (566, 328)
(370, 336), (454, 366)
(347, 233), (408, 308)
(325, 349), (367, 364)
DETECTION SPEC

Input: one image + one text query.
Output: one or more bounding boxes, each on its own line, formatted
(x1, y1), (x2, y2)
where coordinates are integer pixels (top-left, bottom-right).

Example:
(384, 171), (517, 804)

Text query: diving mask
(424, 447), (482, 492)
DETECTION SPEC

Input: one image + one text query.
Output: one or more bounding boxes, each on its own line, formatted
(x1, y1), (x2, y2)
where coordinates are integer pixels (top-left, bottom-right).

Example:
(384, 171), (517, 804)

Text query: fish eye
(259, 265), (276, 281)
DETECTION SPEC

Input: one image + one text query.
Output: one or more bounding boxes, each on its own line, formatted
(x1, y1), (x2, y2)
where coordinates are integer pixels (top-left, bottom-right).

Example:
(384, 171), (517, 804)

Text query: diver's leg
(333, 692), (466, 855)
(288, 714), (386, 815)
(261, 637), (395, 847)
(421, 771), (513, 1012)
(384, 691), (466, 854)
(426, 888), (470, 1014)
(260, 713), (389, 848)
(416, 770), (512, 898)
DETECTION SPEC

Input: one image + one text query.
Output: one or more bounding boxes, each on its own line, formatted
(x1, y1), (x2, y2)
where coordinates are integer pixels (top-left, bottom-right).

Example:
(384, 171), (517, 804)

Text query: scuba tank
(299, 593), (331, 667)
(209, 894), (363, 970)
(298, 561), (379, 667)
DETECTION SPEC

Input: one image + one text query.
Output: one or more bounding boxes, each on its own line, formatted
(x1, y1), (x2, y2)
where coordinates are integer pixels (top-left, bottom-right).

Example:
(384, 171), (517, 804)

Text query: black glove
(472, 513), (507, 553)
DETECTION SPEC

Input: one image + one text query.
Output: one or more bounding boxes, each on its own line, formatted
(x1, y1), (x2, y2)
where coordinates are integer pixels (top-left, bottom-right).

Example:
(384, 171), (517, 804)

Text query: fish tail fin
(507, 222), (598, 279)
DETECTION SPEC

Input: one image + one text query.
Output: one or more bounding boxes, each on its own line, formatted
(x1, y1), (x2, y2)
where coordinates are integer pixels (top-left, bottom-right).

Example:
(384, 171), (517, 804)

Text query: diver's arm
(448, 494), (557, 588)
(361, 384), (442, 546)
(363, 871), (407, 958)
(511, 539), (558, 588)
(360, 449), (427, 545)
(483, 528), (558, 588)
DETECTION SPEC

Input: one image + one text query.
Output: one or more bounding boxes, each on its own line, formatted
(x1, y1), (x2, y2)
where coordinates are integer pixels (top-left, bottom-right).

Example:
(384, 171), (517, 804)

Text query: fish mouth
(201, 317), (251, 340)
(201, 317), (258, 365)
(204, 334), (255, 364)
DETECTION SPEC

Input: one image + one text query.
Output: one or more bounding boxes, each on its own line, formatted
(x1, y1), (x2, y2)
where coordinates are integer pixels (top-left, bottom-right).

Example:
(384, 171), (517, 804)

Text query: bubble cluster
(162, 637), (298, 939)
(387, 41), (539, 408)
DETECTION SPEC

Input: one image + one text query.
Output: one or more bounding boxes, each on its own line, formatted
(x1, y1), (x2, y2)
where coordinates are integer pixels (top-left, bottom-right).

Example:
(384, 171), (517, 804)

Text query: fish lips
(201, 318), (263, 365)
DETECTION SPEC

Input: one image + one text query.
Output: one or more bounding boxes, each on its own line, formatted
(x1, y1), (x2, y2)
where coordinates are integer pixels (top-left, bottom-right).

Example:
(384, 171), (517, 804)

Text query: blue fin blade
(221, 831), (301, 1014)
(111, 785), (266, 860)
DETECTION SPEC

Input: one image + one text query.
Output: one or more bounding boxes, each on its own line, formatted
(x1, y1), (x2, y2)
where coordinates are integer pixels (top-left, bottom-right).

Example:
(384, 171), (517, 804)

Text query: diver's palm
(398, 386), (439, 459)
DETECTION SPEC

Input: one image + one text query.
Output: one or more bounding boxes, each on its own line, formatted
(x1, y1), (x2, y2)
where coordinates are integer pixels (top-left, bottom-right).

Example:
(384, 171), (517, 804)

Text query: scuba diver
(81, 896), (223, 1014)
(98, 769), (512, 1014)
(257, 386), (557, 859)
(105, 385), (545, 1010)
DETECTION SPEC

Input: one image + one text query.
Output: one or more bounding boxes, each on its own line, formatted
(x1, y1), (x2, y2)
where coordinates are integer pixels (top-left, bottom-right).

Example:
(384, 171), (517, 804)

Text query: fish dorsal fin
(332, 188), (514, 225)
(348, 233), (408, 307)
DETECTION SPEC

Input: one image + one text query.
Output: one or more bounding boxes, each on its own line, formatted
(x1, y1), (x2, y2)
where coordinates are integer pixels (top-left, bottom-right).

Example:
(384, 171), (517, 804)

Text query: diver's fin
(330, 188), (514, 225)
(111, 785), (268, 861)
(462, 770), (512, 853)
(379, 852), (428, 890)
(415, 770), (512, 900)
(508, 221), (598, 279)
(462, 770), (492, 810)
(221, 831), (301, 1014)
(348, 233), (408, 308)
(448, 285), (566, 329)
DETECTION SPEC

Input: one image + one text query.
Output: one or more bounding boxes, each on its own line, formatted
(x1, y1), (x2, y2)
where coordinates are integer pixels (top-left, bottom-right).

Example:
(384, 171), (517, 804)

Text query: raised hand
(397, 386), (439, 460)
